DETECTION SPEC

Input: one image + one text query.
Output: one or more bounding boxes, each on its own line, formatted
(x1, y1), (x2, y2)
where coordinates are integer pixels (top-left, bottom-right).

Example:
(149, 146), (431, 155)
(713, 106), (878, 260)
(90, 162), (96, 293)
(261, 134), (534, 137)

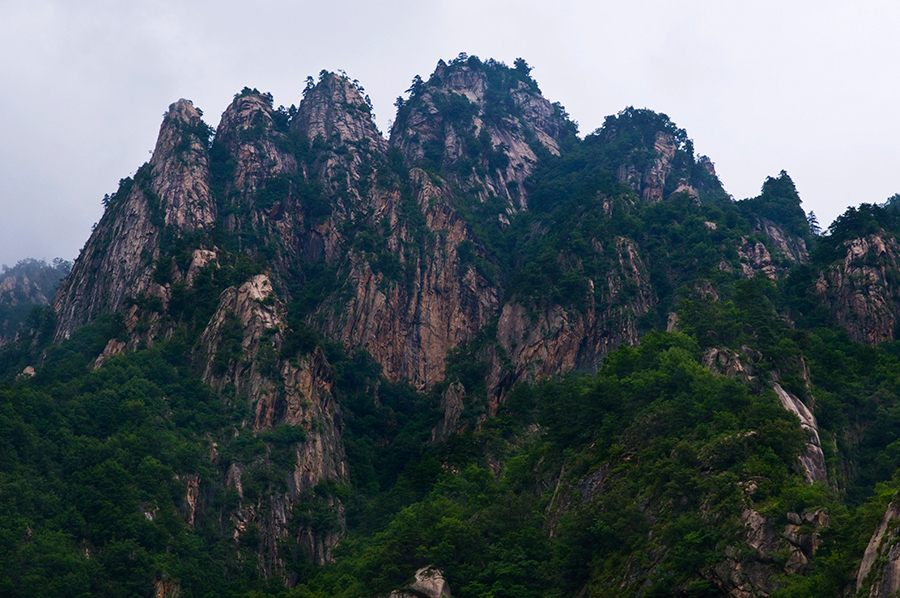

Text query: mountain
(0, 258), (70, 346)
(2, 54), (900, 597)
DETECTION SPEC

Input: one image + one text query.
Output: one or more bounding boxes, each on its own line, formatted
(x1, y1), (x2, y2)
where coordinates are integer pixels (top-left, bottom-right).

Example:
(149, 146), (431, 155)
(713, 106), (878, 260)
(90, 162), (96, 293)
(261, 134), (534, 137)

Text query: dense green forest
(4, 194), (900, 596)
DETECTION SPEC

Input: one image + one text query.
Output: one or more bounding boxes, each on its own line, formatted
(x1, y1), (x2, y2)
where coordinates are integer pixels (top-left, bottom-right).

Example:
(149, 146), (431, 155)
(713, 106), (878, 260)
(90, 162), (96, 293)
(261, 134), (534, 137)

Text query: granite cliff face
(213, 91), (301, 272)
(196, 274), (348, 573)
(52, 99), (215, 341)
(495, 237), (656, 398)
(857, 500), (900, 598)
(814, 234), (900, 345)
(391, 57), (575, 210)
(316, 168), (500, 389)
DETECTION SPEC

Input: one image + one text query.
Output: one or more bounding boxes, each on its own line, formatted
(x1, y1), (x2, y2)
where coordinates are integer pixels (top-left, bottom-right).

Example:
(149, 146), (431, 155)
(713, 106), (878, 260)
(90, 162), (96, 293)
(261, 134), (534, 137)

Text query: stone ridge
(215, 93), (299, 198)
(213, 92), (306, 274)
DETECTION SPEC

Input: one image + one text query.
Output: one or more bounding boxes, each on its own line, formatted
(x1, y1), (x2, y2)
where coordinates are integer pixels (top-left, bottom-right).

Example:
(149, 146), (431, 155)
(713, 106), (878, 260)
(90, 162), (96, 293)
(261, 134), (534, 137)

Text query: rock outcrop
(495, 237), (656, 402)
(391, 57), (573, 210)
(857, 501), (900, 597)
(814, 234), (900, 346)
(772, 383), (827, 484)
(390, 566), (452, 598)
(614, 131), (677, 203)
(213, 91), (303, 272)
(753, 218), (809, 265)
(738, 237), (778, 279)
(197, 274), (348, 571)
(52, 99), (215, 341)
(316, 167), (500, 390)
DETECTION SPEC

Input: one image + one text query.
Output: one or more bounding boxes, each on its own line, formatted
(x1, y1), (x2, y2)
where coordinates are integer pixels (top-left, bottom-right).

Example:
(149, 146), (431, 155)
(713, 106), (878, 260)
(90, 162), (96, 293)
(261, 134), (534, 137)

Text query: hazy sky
(2, 0), (899, 267)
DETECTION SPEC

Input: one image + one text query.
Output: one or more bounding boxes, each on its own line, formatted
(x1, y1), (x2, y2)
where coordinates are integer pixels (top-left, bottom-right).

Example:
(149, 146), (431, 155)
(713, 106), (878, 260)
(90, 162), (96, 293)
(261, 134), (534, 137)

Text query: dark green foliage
(281, 333), (820, 597)
(737, 170), (811, 240)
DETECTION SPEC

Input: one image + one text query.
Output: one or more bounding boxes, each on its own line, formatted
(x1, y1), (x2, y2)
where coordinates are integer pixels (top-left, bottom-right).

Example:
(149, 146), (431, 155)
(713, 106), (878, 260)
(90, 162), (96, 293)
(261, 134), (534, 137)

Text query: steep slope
(285, 73), (502, 390)
(814, 233), (900, 346)
(212, 89), (303, 273)
(52, 99), (216, 342)
(391, 55), (576, 211)
(196, 274), (348, 570)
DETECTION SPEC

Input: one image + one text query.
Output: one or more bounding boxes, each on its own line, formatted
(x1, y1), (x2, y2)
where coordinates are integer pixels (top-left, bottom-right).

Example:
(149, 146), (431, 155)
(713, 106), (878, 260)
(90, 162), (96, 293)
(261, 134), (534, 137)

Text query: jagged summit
(585, 106), (728, 204)
(150, 99), (217, 230)
(293, 72), (386, 152)
(52, 99), (218, 340)
(391, 55), (576, 210)
(215, 91), (298, 197)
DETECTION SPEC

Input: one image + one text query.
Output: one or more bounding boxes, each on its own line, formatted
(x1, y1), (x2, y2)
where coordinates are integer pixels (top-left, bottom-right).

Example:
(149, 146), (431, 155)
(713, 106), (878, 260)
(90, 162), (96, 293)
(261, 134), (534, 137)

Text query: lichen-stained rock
(216, 92), (299, 197)
(614, 131), (677, 203)
(711, 507), (828, 596)
(390, 567), (452, 598)
(701, 346), (761, 381)
(317, 168), (500, 390)
(198, 273), (349, 572)
(753, 217), (809, 265)
(431, 381), (466, 443)
(53, 99), (215, 341)
(495, 237), (656, 400)
(857, 501), (900, 597)
(293, 73), (387, 153)
(738, 237), (778, 279)
(292, 72), (389, 212)
(213, 91), (301, 266)
(391, 57), (574, 211)
(814, 234), (900, 345)
(149, 99), (217, 231)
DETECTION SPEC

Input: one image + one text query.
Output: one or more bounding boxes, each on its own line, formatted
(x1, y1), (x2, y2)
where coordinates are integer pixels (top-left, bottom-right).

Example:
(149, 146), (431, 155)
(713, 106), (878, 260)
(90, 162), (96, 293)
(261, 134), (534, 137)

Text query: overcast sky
(2, 0), (899, 267)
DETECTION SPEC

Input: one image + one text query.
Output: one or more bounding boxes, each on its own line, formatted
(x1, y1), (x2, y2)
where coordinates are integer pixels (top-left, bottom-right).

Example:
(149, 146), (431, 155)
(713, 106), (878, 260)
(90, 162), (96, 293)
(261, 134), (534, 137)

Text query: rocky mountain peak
(292, 73), (386, 152)
(51, 99), (218, 340)
(213, 90), (299, 230)
(390, 55), (576, 210)
(149, 99), (216, 231)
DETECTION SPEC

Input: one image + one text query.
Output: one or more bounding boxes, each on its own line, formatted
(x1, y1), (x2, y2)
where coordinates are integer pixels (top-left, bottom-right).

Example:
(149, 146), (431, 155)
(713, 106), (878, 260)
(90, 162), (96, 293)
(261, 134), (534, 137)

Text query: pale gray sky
(2, 0), (899, 266)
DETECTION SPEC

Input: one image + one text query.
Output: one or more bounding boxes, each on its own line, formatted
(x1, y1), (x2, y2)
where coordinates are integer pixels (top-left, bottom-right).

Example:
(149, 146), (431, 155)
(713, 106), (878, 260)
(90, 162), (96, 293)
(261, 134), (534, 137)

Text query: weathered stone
(815, 234), (900, 346)
(390, 567), (452, 598)
(857, 501), (900, 597)
(197, 274), (348, 573)
(391, 61), (571, 211)
(773, 383), (827, 484)
(431, 381), (465, 442)
(53, 99), (215, 341)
